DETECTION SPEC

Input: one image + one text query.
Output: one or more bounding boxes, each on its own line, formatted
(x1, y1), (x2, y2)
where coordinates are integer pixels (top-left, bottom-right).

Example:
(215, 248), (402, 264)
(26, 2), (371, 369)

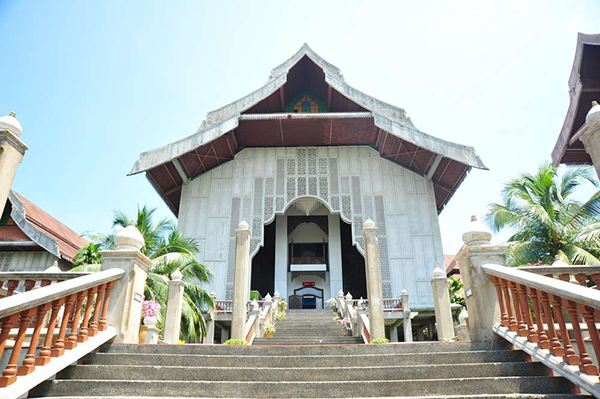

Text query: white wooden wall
(0, 251), (58, 272)
(179, 146), (444, 309)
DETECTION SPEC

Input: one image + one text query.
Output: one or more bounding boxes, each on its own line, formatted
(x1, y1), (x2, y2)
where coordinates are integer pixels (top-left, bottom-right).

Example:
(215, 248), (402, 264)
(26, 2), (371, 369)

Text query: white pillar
(220, 327), (229, 344)
(144, 316), (160, 344)
(431, 266), (455, 341)
(401, 289), (413, 342)
(231, 221), (251, 340)
(456, 308), (470, 341)
(205, 292), (217, 344)
(100, 222), (151, 344)
(328, 214), (343, 297)
(362, 219), (385, 341)
(390, 326), (399, 342)
(456, 216), (504, 341)
(274, 215), (288, 299)
(0, 112), (28, 218)
(579, 101), (600, 178)
(163, 269), (185, 344)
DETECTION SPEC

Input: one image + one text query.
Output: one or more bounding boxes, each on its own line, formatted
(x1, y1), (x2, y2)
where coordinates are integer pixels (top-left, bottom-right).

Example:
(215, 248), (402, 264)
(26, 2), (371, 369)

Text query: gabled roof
(552, 33), (600, 165)
(0, 191), (88, 261)
(130, 44), (486, 215)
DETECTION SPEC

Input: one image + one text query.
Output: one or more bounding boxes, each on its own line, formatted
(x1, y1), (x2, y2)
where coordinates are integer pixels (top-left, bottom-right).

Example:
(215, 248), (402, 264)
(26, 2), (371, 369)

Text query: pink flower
(142, 299), (161, 319)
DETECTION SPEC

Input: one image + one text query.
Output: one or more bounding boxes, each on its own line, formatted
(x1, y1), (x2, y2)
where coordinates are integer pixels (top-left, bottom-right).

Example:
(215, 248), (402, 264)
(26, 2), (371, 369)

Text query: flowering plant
(142, 299), (161, 319)
(336, 316), (350, 327)
(326, 298), (337, 311)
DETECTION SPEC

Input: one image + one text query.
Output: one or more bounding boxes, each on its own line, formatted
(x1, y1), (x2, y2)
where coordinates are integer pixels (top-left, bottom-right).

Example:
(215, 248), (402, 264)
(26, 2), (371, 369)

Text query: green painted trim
(285, 88), (327, 112)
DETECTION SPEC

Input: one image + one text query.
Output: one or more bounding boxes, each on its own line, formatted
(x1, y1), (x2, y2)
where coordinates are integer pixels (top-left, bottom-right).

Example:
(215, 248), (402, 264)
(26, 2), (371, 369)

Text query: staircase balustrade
(483, 263), (600, 395)
(0, 268), (124, 388)
(0, 272), (90, 298)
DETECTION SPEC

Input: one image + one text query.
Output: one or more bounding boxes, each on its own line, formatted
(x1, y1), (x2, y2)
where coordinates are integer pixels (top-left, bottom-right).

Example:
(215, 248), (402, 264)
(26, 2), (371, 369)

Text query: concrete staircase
(31, 340), (583, 398)
(254, 309), (363, 345)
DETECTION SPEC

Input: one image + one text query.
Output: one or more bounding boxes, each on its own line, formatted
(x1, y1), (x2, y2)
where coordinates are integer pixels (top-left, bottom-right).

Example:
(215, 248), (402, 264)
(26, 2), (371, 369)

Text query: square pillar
(274, 215), (288, 298)
(328, 214), (343, 297)
(231, 221), (251, 341)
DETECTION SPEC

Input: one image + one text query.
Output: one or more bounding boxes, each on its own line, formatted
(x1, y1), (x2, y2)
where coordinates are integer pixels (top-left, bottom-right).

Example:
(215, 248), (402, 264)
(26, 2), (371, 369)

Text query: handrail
(516, 265), (600, 276)
(0, 269), (124, 318)
(484, 262), (600, 389)
(0, 272), (90, 281)
(0, 268), (124, 388)
(483, 263), (600, 310)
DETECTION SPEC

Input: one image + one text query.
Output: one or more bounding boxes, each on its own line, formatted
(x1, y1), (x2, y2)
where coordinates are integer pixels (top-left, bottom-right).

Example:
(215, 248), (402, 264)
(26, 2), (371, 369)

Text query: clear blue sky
(2, 1), (600, 255)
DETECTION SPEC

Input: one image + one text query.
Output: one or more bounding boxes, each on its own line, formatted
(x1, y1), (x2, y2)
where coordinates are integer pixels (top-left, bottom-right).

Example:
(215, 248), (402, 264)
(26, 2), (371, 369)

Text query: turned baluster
(17, 303), (50, 376)
(0, 309), (36, 387)
(99, 281), (115, 332)
(565, 299), (597, 375)
(539, 290), (564, 356)
(65, 290), (86, 349)
(51, 294), (76, 357)
(550, 293), (579, 365)
(509, 281), (528, 337)
(492, 277), (509, 327)
(6, 280), (19, 296)
(528, 287), (550, 349)
(575, 274), (588, 288)
(582, 305), (600, 375)
(516, 283), (538, 343)
(77, 287), (97, 342)
(36, 298), (63, 366)
(0, 315), (19, 361)
(500, 279), (517, 331)
(88, 283), (106, 337)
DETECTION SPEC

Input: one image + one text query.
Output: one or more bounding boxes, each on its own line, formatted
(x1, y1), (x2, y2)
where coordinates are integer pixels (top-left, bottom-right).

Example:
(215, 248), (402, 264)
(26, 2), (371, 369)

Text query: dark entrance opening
(340, 220), (367, 298)
(293, 286), (324, 309)
(250, 220), (275, 298)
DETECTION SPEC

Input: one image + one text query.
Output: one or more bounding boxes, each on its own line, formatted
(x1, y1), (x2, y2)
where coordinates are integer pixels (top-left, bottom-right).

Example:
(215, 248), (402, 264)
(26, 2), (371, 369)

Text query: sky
(1, 1), (600, 255)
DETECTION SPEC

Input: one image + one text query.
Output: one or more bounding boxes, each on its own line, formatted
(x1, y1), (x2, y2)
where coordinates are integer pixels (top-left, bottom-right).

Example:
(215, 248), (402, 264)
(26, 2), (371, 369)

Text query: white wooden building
(130, 45), (486, 312)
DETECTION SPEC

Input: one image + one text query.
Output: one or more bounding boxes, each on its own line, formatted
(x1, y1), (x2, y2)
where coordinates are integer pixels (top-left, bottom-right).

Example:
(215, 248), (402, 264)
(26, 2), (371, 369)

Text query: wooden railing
(0, 269), (124, 387)
(214, 300), (233, 313)
(484, 263), (600, 378)
(516, 266), (600, 288)
(0, 273), (89, 298)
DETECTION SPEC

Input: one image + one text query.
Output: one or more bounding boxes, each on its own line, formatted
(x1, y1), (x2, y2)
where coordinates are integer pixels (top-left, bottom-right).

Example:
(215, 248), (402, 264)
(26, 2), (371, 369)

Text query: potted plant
(336, 316), (351, 335)
(279, 300), (287, 313)
(326, 298), (337, 312)
(139, 299), (161, 344)
(264, 322), (276, 338)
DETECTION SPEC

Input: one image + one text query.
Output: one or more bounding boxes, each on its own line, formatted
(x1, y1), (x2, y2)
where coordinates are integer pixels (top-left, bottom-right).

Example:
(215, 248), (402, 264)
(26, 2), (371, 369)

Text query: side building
(0, 190), (88, 271)
(130, 45), (486, 319)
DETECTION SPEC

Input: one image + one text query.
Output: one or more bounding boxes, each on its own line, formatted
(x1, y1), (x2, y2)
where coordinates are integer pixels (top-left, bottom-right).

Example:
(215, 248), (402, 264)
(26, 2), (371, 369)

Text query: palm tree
(72, 243), (102, 266)
(73, 205), (213, 342)
(486, 163), (600, 266)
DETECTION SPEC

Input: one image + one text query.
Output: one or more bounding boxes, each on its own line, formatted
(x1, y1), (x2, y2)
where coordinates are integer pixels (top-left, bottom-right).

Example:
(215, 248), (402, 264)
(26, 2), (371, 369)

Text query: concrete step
(31, 376), (576, 398)
(60, 362), (550, 382)
(28, 395), (587, 399)
(101, 341), (510, 355)
(83, 350), (526, 368)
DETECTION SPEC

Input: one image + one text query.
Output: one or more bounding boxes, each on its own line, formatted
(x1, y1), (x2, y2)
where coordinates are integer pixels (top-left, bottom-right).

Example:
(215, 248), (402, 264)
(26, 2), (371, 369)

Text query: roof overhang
(552, 33), (600, 165)
(130, 44), (486, 216)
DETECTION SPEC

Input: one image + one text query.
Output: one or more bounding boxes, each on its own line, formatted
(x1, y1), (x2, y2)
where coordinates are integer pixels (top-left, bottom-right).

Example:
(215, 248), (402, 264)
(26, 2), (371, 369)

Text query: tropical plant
(224, 338), (246, 345)
(72, 243), (102, 267)
(275, 311), (286, 321)
(448, 277), (466, 323)
(486, 163), (600, 266)
(72, 205), (213, 342)
(370, 338), (389, 344)
(264, 323), (276, 334)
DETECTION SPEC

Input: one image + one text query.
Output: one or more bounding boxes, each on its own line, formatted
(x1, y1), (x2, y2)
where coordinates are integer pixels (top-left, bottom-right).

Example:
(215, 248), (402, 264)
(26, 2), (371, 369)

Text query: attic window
(285, 89), (327, 113)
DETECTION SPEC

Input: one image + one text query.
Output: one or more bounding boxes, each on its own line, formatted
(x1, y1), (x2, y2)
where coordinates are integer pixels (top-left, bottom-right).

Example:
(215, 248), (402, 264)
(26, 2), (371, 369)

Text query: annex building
(130, 45), (486, 315)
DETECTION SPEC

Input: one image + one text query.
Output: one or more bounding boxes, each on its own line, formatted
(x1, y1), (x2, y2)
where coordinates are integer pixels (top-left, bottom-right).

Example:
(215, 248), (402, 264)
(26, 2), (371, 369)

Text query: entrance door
(293, 286), (324, 309)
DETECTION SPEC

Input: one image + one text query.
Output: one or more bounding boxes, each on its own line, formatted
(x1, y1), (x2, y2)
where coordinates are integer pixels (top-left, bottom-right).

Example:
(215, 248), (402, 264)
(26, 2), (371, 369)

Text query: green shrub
(370, 338), (389, 345)
(265, 323), (276, 334)
(275, 311), (286, 321)
(224, 339), (246, 345)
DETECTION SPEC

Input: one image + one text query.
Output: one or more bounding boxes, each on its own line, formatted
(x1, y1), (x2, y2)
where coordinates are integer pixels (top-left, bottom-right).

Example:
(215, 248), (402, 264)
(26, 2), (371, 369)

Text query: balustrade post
(582, 305), (600, 375)
(528, 287), (550, 349)
(65, 290), (86, 349)
(491, 277), (509, 327)
(164, 270), (185, 344)
(401, 289), (413, 342)
(500, 279), (517, 332)
(455, 216), (504, 341)
(362, 219), (385, 341)
(36, 298), (63, 366)
(0, 315), (18, 361)
(100, 221), (151, 343)
(231, 221), (251, 341)
(143, 316), (160, 344)
(0, 309), (35, 387)
(539, 291), (564, 357)
(17, 303), (50, 375)
(431, 266), (455, 341)
(516, 283), (538, 343)
(88, 283), (106, 337)
(51, 293), (76, 357)
(77, 286), (97, 343)
(508, 281), (528, 337)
